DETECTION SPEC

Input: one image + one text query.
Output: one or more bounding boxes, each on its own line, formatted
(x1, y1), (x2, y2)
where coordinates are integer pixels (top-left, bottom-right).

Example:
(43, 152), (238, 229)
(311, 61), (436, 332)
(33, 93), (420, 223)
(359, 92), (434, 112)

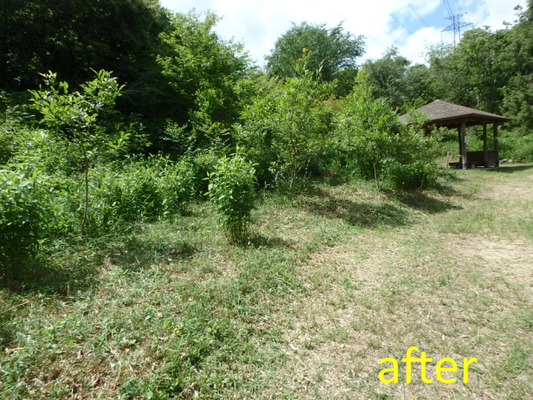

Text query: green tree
(364, 48), (438, 113)
(0, 0), (177, 134)
(402, 64), (435, 109)
(333, 72), (402, 189)
(266, 22), (365, 83)
(30, 70), (133, 236)
(0, 0), (169, 88)
(238, 51), (334, 188)
(502, 2), (533, 135)
(427, 27), (511, 113)
(363, 48), (411, 111)
(334, 72), (438, 190)
(157, 11), (252, 150)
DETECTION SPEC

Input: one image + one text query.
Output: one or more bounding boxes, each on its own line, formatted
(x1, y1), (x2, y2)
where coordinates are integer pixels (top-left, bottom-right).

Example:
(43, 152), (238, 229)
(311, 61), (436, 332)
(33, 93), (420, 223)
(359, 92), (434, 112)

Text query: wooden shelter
(400, 100), (511, 169)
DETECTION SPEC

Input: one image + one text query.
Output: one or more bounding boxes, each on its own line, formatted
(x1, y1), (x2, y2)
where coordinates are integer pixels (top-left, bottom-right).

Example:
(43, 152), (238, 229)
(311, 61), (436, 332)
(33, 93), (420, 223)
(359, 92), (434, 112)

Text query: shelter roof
(399, 100), (511, 128)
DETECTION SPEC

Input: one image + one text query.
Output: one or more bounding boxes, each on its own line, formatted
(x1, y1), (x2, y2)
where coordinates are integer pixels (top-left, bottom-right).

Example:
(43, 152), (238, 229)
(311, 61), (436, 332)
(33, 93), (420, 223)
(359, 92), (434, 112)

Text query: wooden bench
(449, 151), (498, 168)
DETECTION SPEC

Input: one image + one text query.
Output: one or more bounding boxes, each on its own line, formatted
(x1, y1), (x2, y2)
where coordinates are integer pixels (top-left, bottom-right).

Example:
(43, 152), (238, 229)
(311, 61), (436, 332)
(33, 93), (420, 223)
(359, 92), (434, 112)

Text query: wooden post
(461, 122), (467, 170)
(483, 124), (488, 167)
(493, 123), (499, 168)
(457, 127), (463, 156)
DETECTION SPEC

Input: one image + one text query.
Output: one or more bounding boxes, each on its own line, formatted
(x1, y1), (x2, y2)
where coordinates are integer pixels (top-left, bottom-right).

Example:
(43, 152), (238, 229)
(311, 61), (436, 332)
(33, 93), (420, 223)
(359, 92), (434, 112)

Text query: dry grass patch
(448, 235), (533, 294)
(267, 167), (533, 399)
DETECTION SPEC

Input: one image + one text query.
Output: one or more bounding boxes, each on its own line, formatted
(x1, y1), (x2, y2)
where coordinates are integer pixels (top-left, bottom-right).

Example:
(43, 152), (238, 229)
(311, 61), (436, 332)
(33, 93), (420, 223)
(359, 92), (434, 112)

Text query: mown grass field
(1, 165), (532, 399)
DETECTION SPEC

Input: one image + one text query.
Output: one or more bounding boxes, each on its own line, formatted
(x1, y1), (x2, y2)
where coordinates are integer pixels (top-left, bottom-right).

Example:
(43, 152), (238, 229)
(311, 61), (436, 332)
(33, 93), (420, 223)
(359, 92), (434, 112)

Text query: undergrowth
(1, 166), (532, 399)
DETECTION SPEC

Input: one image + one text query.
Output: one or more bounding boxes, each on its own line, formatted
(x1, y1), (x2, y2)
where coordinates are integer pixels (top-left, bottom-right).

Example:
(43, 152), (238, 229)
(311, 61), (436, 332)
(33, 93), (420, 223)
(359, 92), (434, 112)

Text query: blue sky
(159, 0), (525, 66)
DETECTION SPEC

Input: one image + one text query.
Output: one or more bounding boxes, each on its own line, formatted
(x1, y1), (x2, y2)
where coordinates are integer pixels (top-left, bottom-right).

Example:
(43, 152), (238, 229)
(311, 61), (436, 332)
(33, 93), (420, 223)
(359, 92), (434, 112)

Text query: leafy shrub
(208, 154), (256, 243)
(91, 165), (163, 232)
(499, 131), (533, 162)
(334, 73), (440, 190)
(237, 53), (334, 189)
(0, 108), (23, 165)
(0, 169), (50, 274)
(85, 157), (196, 234)
(158, 156), (197, 215)
(386, 125), (440, 190)
(385, 160), (439, 190)
(187, 150), (219, 197)
(333, 72), (403, 188)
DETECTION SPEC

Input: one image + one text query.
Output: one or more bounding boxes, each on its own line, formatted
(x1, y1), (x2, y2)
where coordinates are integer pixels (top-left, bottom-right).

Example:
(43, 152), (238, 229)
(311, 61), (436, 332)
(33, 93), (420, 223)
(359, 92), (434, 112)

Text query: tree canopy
(501, 1), (533, 135)
(362, 2), (532, 128)
(157, 12), (251, 130)
(0, 0), (170, 91)
(266, 22), (365, 82)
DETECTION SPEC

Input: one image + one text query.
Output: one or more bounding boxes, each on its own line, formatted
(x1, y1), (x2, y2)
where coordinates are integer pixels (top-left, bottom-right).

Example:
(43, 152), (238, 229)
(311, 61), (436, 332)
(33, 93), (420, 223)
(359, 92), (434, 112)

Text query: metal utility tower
(442, 13), (473, 46)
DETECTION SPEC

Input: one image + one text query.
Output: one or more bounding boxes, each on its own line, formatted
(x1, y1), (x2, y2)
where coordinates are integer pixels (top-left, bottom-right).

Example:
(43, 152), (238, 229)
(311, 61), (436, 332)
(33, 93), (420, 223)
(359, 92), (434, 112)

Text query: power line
(408, 4), (429, 27)
(391, 13), (415, 35)
(442, 0), (454, 18)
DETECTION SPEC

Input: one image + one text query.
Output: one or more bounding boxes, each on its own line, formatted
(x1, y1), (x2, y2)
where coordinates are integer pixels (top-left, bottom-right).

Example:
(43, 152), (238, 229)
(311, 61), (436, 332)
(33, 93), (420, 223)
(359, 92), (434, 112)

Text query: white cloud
(465, 0), (523, 29)
(159, 0), (525, 67)
(401, 27), (443, 63)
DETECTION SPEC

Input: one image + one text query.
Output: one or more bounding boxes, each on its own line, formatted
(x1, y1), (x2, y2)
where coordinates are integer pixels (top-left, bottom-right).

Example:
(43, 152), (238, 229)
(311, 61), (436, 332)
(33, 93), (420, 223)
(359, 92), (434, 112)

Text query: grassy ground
(1, 165), (532, 399)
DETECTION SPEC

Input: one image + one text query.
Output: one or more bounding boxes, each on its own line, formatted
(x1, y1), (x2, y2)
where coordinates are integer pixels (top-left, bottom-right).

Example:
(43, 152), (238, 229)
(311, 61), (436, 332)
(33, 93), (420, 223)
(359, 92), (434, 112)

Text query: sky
(159, 0), (525, 67)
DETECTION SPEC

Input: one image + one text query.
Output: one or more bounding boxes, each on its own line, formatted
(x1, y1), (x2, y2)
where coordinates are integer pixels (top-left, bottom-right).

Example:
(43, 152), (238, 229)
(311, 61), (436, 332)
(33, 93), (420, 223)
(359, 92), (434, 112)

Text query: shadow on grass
(0, 230), (198, 293)
(300, 191), (410, 228)
(246, 233), (295, 249)
(0, 255), (98, 295)
(433, 180), (462, 196)
(492, 164), (533, 173)
(297, 177), (466, 227)
(393, 191), (463, 214)
(440, 171), (467, 182)
(100, 234), (197, 273)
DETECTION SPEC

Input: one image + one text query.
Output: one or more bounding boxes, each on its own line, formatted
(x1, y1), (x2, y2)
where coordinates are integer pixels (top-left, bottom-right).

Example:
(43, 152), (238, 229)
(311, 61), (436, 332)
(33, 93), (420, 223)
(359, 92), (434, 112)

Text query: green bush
(387, 126), (440, 190)
(85, 157), (196, 234)
(0, 169), (50, 274)
(0, 156), (198, 241)
(158, 156), (197, 215)
(187, 150), (219, 197)
(236, 53), (334, 189)
(333, 72), (403, 188)
(499, 131), (533, 162)
(0, 110), (21, 165)
(208, 154), (256, 243)
(385, 160), (439, 190)
(89, 165), (162, 233)
(333, 73), (440, 190)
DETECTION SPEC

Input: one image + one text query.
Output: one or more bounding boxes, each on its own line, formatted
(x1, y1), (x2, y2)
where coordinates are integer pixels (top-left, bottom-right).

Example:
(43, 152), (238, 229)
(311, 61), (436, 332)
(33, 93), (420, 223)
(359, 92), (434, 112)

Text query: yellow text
(379, 347), (477, 384)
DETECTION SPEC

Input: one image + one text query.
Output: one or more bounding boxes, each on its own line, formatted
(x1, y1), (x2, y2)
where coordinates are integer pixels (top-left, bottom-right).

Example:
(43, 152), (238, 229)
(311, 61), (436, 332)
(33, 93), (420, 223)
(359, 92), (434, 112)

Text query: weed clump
(208, 154), (256, 243)
(0, 169), (49, 275)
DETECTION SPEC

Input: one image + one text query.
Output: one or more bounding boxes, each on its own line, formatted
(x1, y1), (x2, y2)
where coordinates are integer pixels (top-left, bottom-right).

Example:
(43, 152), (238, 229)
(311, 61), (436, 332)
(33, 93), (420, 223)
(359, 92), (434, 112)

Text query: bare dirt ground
(266, 166), (533, 399)
(451, 235), (533, 294)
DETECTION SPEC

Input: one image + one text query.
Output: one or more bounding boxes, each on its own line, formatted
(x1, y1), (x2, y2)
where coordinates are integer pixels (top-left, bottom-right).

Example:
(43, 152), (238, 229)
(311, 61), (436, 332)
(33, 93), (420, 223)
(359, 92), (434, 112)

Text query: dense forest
(1, 0), (532, 271)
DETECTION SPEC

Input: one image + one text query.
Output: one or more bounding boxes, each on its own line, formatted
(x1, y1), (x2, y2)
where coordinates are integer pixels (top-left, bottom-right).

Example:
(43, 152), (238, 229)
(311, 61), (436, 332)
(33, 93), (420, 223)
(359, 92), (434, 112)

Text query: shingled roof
(399, 100), (511, 128)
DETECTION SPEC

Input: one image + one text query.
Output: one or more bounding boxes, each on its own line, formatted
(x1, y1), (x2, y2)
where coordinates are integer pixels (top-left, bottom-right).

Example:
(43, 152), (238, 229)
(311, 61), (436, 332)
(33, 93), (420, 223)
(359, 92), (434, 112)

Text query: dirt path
(267, 166), (533, 399)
